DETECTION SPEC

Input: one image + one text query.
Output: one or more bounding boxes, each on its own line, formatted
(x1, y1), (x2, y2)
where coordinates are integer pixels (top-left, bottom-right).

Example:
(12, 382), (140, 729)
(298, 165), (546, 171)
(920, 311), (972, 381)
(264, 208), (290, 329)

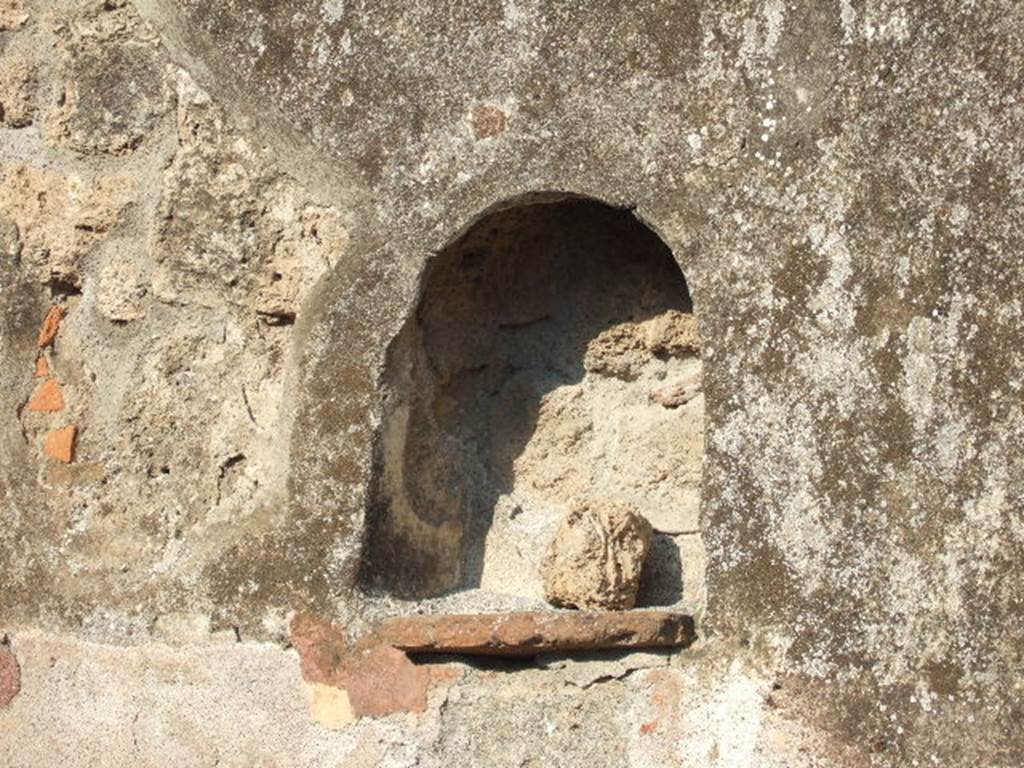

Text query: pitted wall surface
(1, 1), (1022, 765)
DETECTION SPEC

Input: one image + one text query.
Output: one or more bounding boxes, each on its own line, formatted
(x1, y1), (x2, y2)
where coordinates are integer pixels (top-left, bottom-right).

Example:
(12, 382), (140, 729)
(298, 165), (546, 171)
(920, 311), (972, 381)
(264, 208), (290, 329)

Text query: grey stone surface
(0, 0), (1021, 764)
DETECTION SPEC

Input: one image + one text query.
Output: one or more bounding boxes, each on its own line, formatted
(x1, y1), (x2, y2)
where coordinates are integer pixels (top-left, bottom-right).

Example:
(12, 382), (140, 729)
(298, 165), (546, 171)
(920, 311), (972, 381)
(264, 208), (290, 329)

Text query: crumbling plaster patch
(2, 627), (862, 768)
(0, 0), (349, 638)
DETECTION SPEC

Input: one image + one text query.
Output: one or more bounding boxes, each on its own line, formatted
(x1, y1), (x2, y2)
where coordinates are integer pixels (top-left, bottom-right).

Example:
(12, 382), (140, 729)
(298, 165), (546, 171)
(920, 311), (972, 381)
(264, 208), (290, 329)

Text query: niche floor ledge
(373, 610), (695, 657)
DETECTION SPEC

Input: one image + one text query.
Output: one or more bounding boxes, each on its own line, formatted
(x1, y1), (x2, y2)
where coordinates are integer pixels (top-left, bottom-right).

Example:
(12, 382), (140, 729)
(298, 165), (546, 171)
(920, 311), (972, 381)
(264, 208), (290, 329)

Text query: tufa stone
(642, 310), (700, 356)
(543, 500), (653, 610)
(0, 51), (36, 127)
(0, 165), (133, 290)
(584, 311), (700, 382)
(0, 0), (27, 31)
(583, 322), (649, 381)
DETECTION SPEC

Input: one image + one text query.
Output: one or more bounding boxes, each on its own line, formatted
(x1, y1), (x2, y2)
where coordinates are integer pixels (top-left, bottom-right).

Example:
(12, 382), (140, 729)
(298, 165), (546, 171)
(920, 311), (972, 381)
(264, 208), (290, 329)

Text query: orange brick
(44, 425), (76, 463)
(34, 356), (49, 378)
(27, 378), (64, 412)
(37, 305), (65, 348)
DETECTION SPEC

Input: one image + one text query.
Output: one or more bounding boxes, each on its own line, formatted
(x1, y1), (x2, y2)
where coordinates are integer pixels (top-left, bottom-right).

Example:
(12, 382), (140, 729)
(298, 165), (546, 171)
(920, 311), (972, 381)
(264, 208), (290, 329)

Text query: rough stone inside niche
(363, 198), (705, 612)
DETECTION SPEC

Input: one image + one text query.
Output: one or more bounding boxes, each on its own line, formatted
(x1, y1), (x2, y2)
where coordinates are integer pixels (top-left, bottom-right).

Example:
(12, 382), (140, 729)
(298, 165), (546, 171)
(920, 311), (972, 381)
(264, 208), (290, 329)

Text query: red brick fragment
(343, 644), (433, 717)
(45, 425), (77, 463)
(27, 378), (64, 412)
(34, 356), (49, 378)
(291, 612), (462, 721)
(37, 305), (65, 348)
(0, 643), (20, 708)
(291, 612), (349, 688)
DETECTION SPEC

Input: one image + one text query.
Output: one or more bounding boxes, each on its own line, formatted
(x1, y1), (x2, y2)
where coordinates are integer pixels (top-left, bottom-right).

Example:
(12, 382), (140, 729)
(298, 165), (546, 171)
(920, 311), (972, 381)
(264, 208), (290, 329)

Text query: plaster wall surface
(1, 0), (1023, 765)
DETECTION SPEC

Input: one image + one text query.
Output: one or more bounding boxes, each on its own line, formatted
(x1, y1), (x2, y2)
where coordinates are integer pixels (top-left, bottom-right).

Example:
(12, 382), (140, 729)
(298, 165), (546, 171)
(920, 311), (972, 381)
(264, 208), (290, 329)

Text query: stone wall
(1, 1), (1022, 766)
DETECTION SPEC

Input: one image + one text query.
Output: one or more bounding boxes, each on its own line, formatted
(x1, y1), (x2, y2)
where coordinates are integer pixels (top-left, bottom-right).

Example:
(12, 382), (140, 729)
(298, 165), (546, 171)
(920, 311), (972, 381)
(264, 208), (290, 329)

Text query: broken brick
(37, 305), (65, 348)
(27, 378), (64, 412)
(343, 644), (433, 717)
(646, 667), (683, 739)
(0, 642), (20, 708)
(291, 611), (463, 721)
(290, 612), (349, 688)
(34, 355), (49, 378)
(44, 424), (77, 462)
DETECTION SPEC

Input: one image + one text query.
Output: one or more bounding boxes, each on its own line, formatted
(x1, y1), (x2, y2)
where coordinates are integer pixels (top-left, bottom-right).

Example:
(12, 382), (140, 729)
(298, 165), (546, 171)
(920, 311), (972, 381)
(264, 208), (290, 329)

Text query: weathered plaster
(1, 0), (1022, 764)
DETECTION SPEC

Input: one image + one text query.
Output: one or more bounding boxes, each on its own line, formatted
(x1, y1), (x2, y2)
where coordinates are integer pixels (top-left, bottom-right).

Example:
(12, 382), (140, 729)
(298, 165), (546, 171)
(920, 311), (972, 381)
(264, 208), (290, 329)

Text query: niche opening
(362, 196), (704, 609)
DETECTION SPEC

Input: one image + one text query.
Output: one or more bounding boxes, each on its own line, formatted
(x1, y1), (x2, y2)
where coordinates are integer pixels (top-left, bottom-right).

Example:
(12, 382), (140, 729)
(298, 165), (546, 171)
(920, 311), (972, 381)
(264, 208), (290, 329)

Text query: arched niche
(360, 195), (704, 607)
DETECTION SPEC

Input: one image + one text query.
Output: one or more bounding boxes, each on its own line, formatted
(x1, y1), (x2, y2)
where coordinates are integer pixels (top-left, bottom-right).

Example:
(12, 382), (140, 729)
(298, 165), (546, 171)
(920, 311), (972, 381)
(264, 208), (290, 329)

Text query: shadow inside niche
(638, 533), (684, 606)
(407, 646), (679, 673)
(360, 197), (699, 605)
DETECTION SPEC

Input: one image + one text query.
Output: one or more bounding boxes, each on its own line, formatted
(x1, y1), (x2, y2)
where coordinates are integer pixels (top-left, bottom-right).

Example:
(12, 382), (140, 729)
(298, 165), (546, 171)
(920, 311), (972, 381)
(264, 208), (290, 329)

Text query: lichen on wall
(1, 0), (1023, 765)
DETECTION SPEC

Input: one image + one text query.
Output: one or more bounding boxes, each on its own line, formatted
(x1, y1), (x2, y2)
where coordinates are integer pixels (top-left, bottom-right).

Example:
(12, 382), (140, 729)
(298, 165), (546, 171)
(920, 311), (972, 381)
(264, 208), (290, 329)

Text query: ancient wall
(1, 1), (1023, 766)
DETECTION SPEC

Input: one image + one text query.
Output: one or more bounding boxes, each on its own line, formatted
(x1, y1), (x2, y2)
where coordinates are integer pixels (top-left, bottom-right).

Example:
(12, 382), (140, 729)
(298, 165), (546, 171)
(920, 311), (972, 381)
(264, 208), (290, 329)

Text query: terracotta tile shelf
(372, 610), (695, 657)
